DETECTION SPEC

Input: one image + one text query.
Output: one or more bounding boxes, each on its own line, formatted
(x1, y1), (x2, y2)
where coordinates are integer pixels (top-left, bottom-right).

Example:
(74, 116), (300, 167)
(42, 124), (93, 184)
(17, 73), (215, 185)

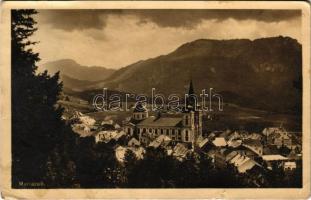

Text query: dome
(133, 102), (148, 112)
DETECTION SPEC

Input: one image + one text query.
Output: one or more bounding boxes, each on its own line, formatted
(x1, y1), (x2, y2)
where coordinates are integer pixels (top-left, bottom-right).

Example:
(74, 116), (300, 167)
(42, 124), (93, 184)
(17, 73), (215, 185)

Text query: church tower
(184, 80), (203, 149)
(132, 102), (148, 120)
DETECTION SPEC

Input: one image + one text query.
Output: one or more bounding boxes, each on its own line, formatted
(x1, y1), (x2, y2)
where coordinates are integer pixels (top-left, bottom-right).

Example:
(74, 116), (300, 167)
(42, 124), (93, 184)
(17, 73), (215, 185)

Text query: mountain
(39, 59), (116, 81)
(60, 74), (97, 92)
(91, 36), (302, 114)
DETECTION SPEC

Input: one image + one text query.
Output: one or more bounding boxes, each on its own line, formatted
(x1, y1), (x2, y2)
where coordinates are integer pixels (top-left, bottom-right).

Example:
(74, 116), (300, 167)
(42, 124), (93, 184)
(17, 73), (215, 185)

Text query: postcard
(0, 1), (310, 199)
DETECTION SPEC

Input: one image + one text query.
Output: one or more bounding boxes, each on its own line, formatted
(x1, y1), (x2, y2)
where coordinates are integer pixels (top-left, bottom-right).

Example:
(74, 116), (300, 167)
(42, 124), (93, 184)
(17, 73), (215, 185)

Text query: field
(205, 103), (302, 133)
(59, 95), (302, 134)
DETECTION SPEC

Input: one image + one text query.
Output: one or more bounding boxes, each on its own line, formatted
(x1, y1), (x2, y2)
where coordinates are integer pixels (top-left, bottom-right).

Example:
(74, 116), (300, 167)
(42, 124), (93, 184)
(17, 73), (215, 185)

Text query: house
(195, 135), (204, 145)
(101, 119), (114, 125)
(284, 161), (297, 171)
(274, 134), (292, 148)
(149, 135), (171, 149)
(72, 123), (93, 137)
(262, 154), (288, 161)
(69, 111), (84, 123)
(115, 146), (145, 163)
(115, 146), (127, 162)
(219, 129), (231, 140)
(128, 137), (140, 147)
(245, 166), (266, 187)
(212, 137), (227, 147)
(172, 143), (191, 161)
(233, 145), (258, 159)
(139, 131), (153, 146)
(227, 131), (241, 142)
(263, 127), (292, 148)
(243, 139), (263, 156)
(206, 149), (217, 163)
(239, 130), (250, 139)
(263, 145), (280, 155)
(227, 139), (242, 148)
(262, 127), (286, 136)
(114, 123), (121, 130)
(207, 132), (217, 141)
(287, 135), (302, 152)
(214, 148), (231, 168)
(214, 149), (260, 173)
(101, 123), (115, 131)
(287, 149), (302, 161)
(229, 154), (259, 173)
(70, 112), (97, 137)
(198, 134), (218, 153)
(78, 115), (96, 126)
(95, 130), (119, 143)
(198, 137), (209, 149)
(244, 132), (262, 140)
(114, 131), (126, 141)
(131, 147), (145, 160)
(262, 154), (288, 170)
(225, 151), (239, 162)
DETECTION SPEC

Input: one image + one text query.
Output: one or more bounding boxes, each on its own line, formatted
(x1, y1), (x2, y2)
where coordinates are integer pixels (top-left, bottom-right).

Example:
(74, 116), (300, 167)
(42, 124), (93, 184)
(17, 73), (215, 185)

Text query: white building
(124, 81), (203, 147)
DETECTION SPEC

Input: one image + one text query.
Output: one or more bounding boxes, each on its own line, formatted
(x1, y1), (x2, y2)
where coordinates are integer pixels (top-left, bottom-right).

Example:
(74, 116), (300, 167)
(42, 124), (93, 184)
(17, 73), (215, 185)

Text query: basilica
(124, 81), (203, 146)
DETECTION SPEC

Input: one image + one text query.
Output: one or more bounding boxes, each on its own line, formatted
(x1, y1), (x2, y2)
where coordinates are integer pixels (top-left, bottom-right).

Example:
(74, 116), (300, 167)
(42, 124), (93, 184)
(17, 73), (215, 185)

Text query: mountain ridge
(39, 59), (116, 82)
(90, 36), (302, 114)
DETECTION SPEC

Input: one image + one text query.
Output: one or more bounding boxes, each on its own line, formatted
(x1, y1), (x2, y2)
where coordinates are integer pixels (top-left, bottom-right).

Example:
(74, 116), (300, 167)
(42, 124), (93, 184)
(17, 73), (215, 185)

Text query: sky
(32, 9), (302, 69)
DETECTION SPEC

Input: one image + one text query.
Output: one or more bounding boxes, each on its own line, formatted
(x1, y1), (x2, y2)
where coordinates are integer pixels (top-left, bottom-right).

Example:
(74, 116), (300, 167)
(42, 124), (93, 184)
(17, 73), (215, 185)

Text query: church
(124, 81), (203, 146)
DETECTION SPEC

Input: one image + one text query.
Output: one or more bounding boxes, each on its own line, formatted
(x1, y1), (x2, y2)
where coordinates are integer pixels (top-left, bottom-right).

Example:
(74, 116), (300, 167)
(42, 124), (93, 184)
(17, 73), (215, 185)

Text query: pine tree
(11, 9), (64, 187)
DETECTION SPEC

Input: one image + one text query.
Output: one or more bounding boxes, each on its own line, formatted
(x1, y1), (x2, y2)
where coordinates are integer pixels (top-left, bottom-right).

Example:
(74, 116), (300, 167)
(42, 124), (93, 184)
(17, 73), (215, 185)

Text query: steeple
(186, 79), (196, 111)
(188, 79), (195, 96)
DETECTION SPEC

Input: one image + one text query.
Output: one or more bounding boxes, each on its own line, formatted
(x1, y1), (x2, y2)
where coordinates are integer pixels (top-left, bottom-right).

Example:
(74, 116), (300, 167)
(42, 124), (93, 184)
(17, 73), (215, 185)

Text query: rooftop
(243, 139), (262, 147)
(137, 116), (182, 127)
(262, 155), (288, 161)
(173, 143), (190, 158)
(212, 137), (227, 147)
(149, 135), (171, 148)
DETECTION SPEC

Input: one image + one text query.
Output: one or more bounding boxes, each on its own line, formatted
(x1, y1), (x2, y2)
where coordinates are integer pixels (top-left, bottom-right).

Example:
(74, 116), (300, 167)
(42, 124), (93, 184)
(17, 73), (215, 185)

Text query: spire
(188, 79), (195, 96)
(186, 79), (196, 111)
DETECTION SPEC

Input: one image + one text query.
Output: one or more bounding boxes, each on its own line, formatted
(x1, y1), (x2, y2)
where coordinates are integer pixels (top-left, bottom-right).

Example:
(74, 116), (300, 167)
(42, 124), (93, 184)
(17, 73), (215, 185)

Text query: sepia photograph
(0, 1), (310, 199)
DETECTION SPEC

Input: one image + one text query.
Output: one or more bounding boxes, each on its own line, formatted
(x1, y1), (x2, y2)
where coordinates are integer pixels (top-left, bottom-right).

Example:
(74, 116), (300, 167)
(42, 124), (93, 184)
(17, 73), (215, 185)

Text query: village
(65, 100), (302, 187)
(58, 81), (302, 187)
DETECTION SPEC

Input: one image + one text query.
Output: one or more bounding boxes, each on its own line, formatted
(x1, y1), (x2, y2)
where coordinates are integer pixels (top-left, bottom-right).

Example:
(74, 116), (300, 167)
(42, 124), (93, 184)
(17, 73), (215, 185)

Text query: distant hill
(39, 59), (116, 81)
(91, 36), (302, 114)
(60, 74), (97, 92)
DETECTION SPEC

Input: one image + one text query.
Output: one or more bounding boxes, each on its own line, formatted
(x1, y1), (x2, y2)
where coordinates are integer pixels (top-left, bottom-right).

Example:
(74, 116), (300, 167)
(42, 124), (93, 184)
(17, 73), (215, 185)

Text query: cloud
(37, 9), (301, 31)
(131, 10), (301, 28)
(38, 10), (109, 31)
(33, 12), (301, 69)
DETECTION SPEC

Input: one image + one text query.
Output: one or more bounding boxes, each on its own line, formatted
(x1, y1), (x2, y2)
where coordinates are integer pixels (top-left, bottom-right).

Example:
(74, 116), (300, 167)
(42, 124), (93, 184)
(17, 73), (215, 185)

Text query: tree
(45, 125), (79, 188)
(123, 149), (138, 186)
(174, 152), (200, 187)
(197, 152), (214, 187)
(73, 137), (120, 188)
(264, 162), (285, 187)
(124, 147), (178, 188)
(11, 9), (64, 187)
